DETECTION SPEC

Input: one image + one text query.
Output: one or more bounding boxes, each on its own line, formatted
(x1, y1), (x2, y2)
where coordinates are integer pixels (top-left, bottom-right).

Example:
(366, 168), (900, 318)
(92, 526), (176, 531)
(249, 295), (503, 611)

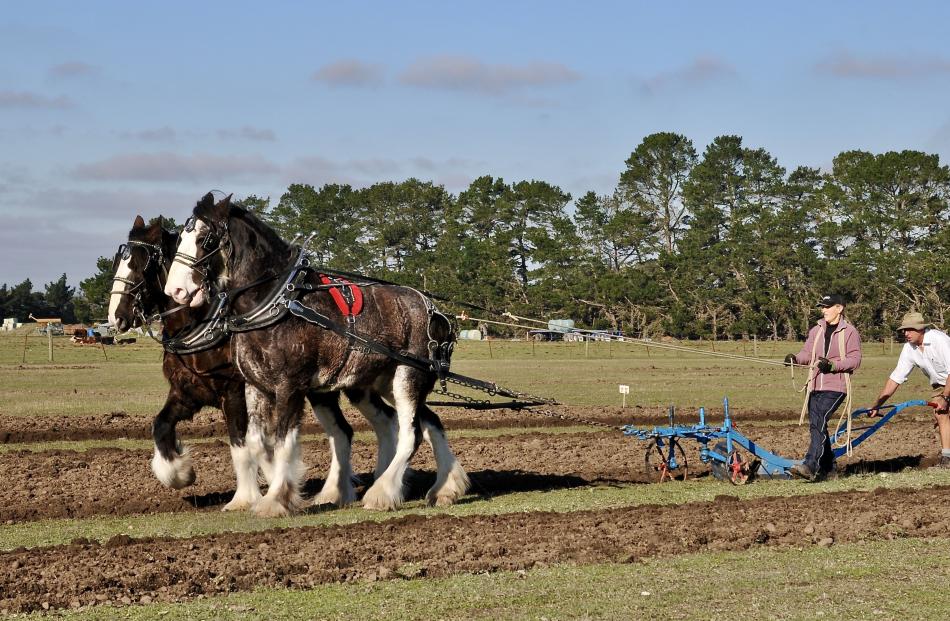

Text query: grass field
(0, 333), (931, 415)
(2, 331), (946, 619)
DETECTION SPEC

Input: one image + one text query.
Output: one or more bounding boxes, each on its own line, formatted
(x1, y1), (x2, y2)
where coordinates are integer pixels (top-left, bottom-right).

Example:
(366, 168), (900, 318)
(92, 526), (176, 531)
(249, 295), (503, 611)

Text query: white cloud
(816, 51), (950, 79)
(312, 59), (385, 87)
(640, 56), (736, 94)
(48, 61), (99, 79)
(72, 152), (279, 182)
(399, 55), (581, 96)
(216, 126), (277, 142)
(0, 90), (74, 109)
(119, 127), (178, 142)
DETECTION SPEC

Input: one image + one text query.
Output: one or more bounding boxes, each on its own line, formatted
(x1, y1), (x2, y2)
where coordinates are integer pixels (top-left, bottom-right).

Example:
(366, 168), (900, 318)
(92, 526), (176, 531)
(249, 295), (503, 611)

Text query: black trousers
(803, 390), (846, 475)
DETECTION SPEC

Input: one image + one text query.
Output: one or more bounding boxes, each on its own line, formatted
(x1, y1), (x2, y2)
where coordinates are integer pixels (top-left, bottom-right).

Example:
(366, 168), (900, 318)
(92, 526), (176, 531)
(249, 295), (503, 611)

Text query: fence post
(48, 329), (53, 362)
(753, 335), (758, 357)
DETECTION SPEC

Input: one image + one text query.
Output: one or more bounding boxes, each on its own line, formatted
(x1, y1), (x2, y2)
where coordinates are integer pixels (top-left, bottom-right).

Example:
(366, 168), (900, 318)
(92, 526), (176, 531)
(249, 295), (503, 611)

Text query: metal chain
(432, 375), (619, 430)
(524, 405), (622, 430)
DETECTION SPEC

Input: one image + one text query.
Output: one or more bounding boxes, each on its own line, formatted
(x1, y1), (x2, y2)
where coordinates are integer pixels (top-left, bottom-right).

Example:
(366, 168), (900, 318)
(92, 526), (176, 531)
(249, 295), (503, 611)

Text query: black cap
(817, 294), (845, 308)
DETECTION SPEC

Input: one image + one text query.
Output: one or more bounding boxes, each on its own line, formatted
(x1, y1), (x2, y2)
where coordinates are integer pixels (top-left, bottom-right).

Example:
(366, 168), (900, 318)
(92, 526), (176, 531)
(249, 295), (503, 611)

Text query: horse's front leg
(254, 385), (307, 518)
(150, 390), (198, 489)
(221, 383), (261, 511)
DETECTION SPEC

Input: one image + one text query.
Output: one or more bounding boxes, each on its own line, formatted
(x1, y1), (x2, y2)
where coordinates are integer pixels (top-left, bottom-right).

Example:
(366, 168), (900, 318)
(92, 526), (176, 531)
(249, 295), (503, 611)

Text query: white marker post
(619, 384), (630, 408)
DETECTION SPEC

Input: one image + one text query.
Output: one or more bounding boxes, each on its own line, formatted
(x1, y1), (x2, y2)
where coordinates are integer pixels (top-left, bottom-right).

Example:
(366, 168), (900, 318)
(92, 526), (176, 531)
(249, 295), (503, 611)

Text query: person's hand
(784, 353), (797, 367)
(816, 357), (835, 373)
(934, 395), (949, 414)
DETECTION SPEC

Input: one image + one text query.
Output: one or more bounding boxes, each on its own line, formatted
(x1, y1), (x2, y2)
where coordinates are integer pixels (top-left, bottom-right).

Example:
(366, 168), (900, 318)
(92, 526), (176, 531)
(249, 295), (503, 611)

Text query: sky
(3, 1), (950, 290)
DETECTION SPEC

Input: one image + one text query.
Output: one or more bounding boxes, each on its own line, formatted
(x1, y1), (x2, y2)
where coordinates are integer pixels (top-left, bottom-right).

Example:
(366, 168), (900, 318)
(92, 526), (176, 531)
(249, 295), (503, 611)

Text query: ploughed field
(2, 338), (949, 618)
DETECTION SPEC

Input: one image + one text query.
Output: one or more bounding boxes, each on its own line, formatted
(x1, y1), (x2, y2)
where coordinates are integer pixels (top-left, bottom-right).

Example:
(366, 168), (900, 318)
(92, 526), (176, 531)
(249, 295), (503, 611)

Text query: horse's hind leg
(254, 385), (307, 518)
(362, 367), (424, 511)
(345, 388), (398, 480)
(309, 390), (356, 507)
(151, 390), (197, 489)
(221, 383), (262, 511)
(419, 405), (470, 506)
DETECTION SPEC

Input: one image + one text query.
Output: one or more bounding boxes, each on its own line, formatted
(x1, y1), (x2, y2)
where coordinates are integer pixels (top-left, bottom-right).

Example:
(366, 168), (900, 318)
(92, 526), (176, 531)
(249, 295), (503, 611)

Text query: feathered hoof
(151, 449), (196, 489)
(313, 482), (356, 508)
(253, 496), (293, 518)
(221, 494), (258, 512)
(426, 464), (471, 507)
(361, 482), (404, 511)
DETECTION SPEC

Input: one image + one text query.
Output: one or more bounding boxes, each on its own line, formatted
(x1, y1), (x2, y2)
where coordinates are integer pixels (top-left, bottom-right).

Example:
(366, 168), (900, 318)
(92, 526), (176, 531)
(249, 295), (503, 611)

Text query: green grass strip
(23, 536), (950, 620)
(4, 468), (950, 552)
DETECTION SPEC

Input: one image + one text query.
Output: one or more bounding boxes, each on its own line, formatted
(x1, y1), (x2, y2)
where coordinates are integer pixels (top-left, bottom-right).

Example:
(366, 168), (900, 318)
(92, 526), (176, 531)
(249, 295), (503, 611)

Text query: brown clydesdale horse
(164, 194), (469, 516)
(108, 215), (404, 510)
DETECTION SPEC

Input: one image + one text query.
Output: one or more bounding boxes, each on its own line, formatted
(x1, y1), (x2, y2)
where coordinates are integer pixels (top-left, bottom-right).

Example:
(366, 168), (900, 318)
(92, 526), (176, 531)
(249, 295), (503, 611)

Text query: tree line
(5, 133), (948, 340)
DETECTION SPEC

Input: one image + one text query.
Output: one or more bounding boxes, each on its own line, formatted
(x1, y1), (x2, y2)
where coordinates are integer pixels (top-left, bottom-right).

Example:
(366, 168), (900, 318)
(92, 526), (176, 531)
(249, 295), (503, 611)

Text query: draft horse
(164, 193), (469, 516)
(108, 216), (401, 509)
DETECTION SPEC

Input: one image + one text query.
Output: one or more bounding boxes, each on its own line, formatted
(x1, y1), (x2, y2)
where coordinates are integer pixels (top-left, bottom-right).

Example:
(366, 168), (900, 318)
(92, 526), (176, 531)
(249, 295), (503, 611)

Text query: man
(869, 311), (950, 467)
(784, 294), (863, 481)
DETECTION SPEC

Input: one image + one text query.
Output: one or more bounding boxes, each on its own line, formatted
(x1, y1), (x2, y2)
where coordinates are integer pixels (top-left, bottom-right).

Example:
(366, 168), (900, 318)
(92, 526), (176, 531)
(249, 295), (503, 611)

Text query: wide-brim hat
(897, 311), (930, 331)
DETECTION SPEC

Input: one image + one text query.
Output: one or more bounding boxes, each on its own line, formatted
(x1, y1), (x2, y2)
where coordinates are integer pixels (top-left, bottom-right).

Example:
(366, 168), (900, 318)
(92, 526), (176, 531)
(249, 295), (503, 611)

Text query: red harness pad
(319, 274), (363, 317)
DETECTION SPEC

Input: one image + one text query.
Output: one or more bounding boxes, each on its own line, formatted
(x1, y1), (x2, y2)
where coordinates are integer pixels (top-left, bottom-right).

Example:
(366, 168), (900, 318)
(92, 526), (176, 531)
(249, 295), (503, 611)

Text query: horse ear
(133, 215), (145, 229)
(198, 192), (215, 208)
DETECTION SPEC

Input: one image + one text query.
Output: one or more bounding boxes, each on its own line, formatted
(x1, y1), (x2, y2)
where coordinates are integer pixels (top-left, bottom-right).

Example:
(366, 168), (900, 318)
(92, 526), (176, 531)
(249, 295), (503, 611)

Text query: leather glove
(816, 357), (835, 373)
(784, 353), (797, 367)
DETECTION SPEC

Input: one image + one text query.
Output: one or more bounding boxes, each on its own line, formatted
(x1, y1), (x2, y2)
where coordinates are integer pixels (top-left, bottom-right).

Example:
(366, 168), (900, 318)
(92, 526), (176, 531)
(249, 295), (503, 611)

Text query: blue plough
(622, 398), (931, 484)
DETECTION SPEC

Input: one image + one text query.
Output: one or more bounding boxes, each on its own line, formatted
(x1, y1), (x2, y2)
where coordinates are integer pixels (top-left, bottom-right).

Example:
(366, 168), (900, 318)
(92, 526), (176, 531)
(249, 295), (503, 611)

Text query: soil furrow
(1, 485), (947, 613)
(0, 423), (942, 523)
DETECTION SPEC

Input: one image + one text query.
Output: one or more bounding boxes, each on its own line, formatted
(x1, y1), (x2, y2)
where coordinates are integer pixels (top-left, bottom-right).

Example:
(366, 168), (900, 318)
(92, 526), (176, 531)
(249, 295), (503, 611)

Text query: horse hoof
(254, 497), (291, 518)
(362, 485), (401, 511)
(151, 450), (196, 489)
(425, 464), (470, 507)
(222, 497), (256, 512)
(314, 485), (356, 508)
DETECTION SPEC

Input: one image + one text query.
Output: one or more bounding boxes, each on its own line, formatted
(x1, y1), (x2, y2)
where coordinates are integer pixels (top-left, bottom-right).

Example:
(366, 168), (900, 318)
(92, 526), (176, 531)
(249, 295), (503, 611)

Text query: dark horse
(108, 215), (403, 509)
(164, 194), (469, 516)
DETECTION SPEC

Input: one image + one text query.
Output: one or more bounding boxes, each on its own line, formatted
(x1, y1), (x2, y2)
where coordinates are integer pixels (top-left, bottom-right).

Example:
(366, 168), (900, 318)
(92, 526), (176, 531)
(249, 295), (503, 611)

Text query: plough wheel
(644, 439), (688, 482)
(727, 450), (751, 485)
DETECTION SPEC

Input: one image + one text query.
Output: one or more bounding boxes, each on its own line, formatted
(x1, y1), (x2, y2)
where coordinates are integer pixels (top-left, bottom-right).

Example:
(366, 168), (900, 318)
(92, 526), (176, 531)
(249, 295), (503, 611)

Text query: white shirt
(889, 328), (950, 386)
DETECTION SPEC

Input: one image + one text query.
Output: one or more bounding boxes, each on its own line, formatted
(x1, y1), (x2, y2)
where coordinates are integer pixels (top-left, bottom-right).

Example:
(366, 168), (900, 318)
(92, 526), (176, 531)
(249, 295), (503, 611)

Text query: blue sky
(3, 1), (950, 289)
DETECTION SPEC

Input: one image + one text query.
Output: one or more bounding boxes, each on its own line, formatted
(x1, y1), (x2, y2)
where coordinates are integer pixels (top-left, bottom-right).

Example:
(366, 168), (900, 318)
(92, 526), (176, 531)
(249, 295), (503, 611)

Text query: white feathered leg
(222, 442), (262, 511)
(311, 399), (356, 507)
(362, 368), (419, 511)
(419, 407), (470, 506)
(350, 391), (398, 480)
(150, 441), (196, 489)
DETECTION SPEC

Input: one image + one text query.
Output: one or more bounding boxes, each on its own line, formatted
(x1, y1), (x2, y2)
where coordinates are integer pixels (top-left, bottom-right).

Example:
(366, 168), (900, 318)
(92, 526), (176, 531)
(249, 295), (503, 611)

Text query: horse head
(164, 192), (233, 307)
(108, 215), (176, 332)
(165, 192), (289, 310)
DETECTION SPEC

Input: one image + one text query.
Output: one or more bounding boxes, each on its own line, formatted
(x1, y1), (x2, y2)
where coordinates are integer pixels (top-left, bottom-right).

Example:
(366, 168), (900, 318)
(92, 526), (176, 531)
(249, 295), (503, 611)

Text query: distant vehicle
(528, 329), (564, 342)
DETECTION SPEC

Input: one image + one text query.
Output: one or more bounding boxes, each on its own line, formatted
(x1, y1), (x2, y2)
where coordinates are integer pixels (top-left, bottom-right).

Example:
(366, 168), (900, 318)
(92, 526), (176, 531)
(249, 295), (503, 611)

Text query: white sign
(619, 385), (630, 394)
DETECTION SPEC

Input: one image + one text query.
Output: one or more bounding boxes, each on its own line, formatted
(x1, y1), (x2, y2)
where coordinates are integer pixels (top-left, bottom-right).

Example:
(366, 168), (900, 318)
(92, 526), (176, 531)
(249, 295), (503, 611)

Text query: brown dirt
(2, 485), (949, 613)
(0, 419), (942, 523)
(1, 403), (937, 443)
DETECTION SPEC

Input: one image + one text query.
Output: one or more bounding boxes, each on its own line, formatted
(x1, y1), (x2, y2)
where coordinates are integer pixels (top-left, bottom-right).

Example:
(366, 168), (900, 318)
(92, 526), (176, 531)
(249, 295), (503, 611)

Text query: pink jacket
(791, 318), (862, 393)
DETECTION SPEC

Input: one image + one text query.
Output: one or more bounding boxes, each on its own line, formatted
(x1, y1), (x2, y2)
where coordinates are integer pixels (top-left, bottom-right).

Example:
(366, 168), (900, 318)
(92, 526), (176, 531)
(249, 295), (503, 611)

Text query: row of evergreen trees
(6, 132), (948, 339)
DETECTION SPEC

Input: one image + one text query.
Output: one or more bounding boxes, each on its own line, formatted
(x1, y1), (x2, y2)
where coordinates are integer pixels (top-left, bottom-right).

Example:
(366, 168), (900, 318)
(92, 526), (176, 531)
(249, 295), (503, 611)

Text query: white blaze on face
(164, 220), (207, 307)
(107, 256), (133, 327)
